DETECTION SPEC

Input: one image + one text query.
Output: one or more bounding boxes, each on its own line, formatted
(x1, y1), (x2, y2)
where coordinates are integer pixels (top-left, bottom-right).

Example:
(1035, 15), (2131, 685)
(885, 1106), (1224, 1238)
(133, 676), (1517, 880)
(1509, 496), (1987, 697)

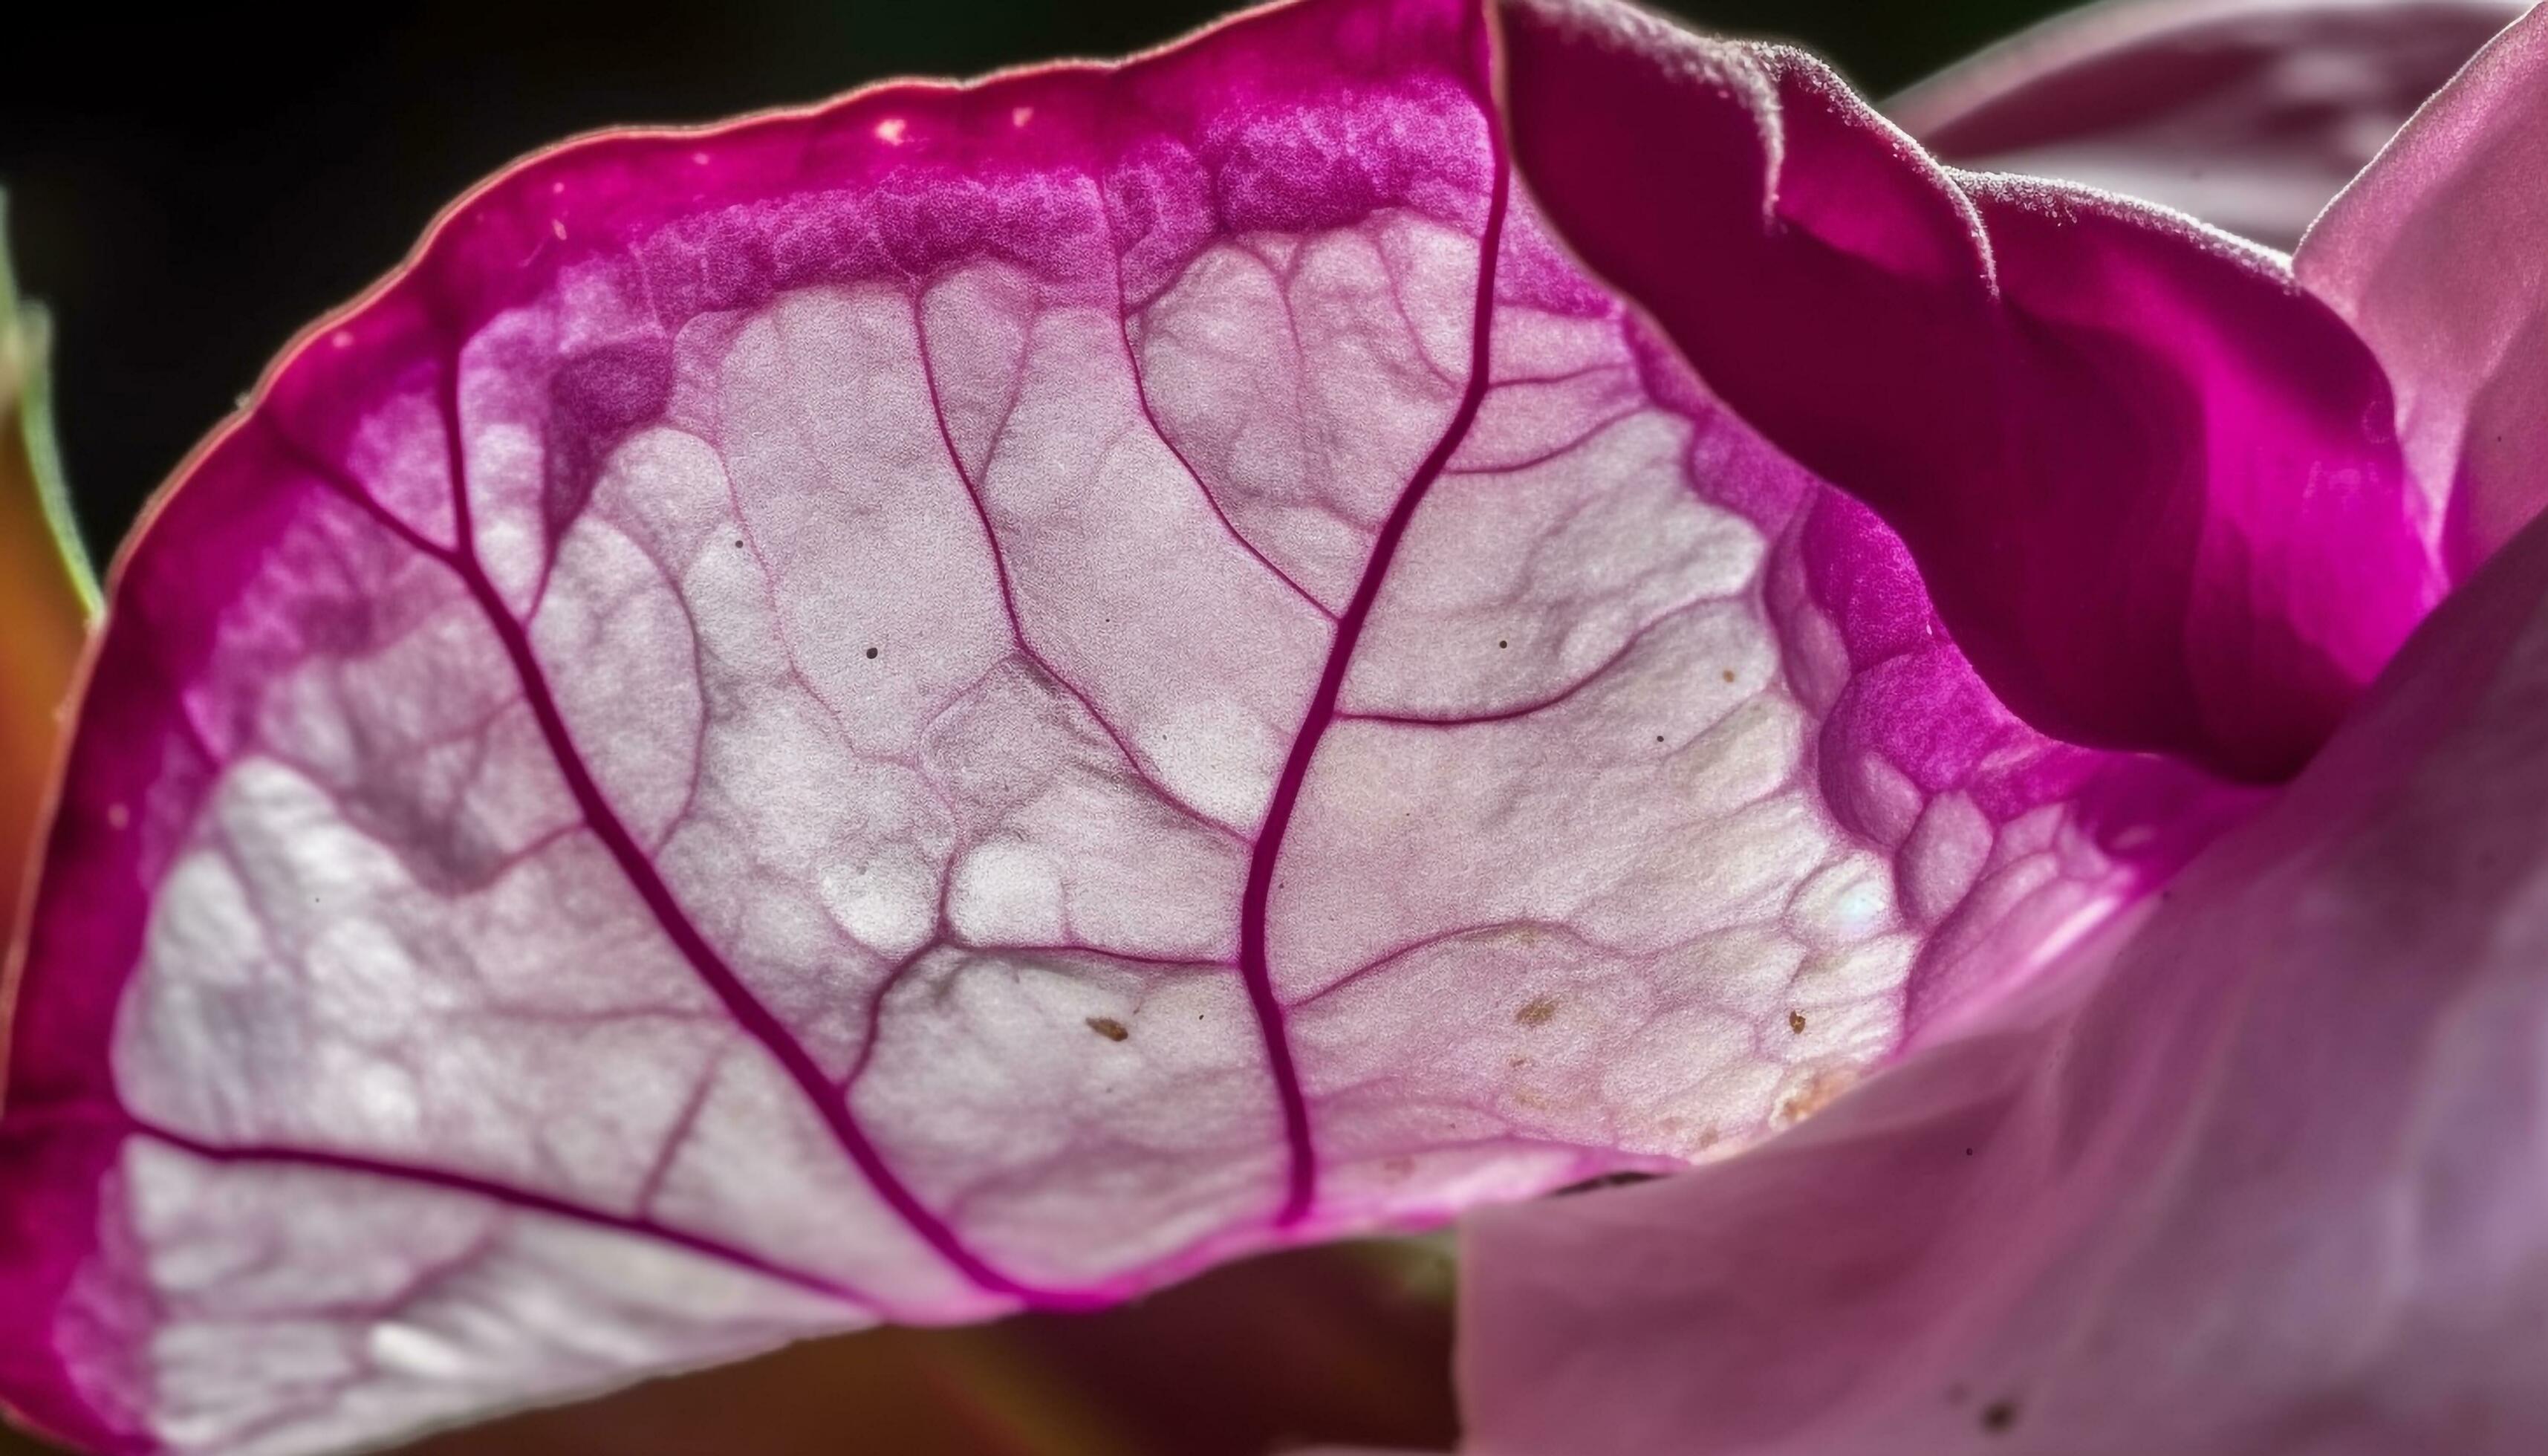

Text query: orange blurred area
(0, 1240), (1456, 1455)
(0, 241), (88, 939)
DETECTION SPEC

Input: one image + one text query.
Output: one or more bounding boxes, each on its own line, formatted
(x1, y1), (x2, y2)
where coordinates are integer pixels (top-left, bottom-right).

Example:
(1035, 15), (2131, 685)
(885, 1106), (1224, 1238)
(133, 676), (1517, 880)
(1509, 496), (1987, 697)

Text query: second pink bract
(0, 0), (2538, 1452)
(1463, 3), (2548, 1454)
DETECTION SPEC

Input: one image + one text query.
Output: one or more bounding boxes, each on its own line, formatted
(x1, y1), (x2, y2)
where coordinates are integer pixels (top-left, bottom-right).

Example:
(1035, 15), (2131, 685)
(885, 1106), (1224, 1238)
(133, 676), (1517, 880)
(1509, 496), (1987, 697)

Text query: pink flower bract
(1461, 4), (2548, 1453)
(1891, 0), (2529, 250)
(0, 0), (2520, 1451)
(1461, 458), (2548, 1456)
(2298, 4), (2548, 579)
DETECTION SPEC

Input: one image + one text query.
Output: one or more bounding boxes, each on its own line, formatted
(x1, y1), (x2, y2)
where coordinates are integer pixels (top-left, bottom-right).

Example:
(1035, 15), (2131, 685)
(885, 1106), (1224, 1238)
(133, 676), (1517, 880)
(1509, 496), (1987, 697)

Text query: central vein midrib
(416, 126), (1509, 1284)
(1238, 141), (1512, 1225)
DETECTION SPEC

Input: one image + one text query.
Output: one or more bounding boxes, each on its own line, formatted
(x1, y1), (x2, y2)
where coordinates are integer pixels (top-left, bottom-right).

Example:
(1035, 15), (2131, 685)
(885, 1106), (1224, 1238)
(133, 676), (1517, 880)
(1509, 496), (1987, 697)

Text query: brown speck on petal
(1772, 1065), (1858, 1127)
(1981, 1399), (2020, 1434)
(1085, 1016), (1129, 1042)
(1787, 1010), (1807, 1034)
(1515, 995), (1559, 1027)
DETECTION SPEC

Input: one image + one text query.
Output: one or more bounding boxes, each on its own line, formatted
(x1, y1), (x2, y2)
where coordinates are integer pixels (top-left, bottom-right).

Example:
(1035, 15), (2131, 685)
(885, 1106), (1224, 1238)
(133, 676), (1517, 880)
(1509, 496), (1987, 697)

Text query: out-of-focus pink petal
(1500, 0), (2436, 784)
(2298, 4), (2548, 579)
(1888, 0), (2528, 249)
(1461, 503), (2548, 1455)
(0, 0), (2296, 1449)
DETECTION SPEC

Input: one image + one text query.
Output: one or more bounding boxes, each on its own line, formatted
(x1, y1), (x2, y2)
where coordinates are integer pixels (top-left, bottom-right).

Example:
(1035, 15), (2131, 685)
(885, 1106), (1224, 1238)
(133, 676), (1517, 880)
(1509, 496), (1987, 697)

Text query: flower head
(0, 2), (2538, 1452)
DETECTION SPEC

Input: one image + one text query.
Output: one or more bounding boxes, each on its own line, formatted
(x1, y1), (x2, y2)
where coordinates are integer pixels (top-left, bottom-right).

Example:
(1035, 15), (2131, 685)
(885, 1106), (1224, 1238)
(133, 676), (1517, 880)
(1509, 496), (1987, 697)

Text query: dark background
(3, 0), (2070, 563)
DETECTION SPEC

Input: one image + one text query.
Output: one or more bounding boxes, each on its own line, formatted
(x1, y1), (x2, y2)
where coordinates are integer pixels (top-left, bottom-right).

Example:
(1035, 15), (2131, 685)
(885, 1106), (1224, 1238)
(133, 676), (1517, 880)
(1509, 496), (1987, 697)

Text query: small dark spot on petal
(1787, 1010), (1807, 1034)
(1498, 638), (1509, 649)
(865, 646), (880, 660)
(732, 539), (744, 548)
(1085, 1016), (1129, 1042)
(1655, 734), (1666, 743)
(1515, 995), (1559, 1027)
(1980, 1399), (2019, 1434)
(1721, 669), (1737, 683)
(1554, 1170), (1656, 1196)
(1965, 1146), (1976, 1157)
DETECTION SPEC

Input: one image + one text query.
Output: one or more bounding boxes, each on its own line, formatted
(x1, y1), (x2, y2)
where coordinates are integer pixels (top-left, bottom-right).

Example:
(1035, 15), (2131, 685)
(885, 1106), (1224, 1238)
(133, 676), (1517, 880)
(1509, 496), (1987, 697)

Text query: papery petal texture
(1502, 0), (2436, 783)
(2298, 3), (2548, 578)
(1889, 0), (2529, 249)
(0, 1), (2254, 1449)
(1460, 496), (2548, 1456)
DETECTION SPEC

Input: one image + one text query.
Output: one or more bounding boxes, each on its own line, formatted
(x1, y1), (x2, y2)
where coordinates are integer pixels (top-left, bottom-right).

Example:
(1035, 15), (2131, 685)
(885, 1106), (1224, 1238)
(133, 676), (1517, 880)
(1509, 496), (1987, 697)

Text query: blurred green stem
(1, 192), (100, 617)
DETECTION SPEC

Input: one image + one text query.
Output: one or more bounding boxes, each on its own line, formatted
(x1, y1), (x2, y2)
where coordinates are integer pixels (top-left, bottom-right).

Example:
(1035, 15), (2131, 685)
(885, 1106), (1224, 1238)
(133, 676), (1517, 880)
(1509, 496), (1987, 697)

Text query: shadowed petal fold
(1501, 0), (2437, 782)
